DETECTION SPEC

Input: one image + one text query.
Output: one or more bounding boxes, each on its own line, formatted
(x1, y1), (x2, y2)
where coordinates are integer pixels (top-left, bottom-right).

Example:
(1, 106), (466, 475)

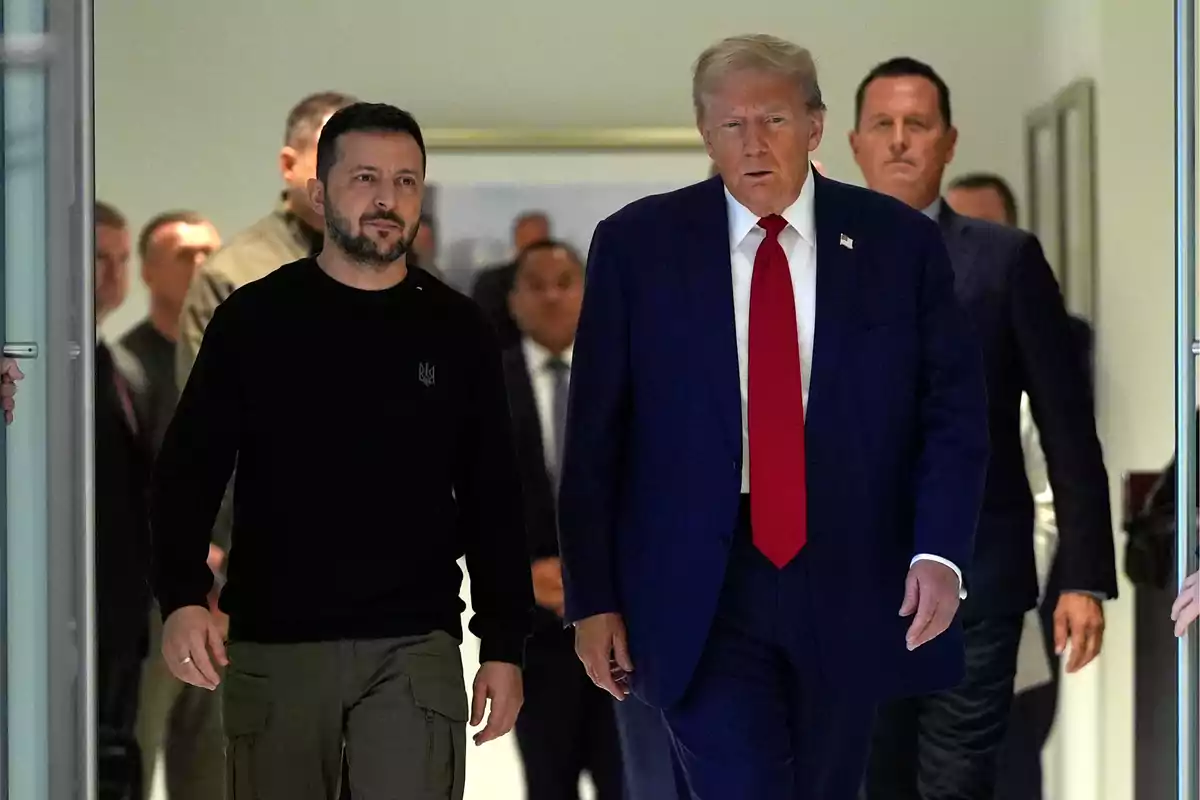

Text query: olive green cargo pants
(136, 607), (227, 800)
(223, 631), (467, 800)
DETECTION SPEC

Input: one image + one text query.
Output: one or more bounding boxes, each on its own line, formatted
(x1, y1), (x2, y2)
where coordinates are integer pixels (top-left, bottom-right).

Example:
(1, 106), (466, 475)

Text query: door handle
(2, 343), (38, 359)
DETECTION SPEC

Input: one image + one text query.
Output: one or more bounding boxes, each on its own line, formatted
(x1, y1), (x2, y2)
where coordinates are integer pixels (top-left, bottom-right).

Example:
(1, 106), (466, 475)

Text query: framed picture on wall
(420, 127), (710, 292)
(1024, 79), (1098, 323)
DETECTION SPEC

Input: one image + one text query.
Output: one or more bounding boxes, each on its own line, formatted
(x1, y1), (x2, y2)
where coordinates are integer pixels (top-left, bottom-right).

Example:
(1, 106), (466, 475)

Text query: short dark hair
(137, 210), (209, 259)
(948, 172), (1018, 225)
(514, 239), (584, 278)
(513, 211), (550, 233)
(315, 102), (427, 184)
(284, 91), (357, 149)
(855, 57), (952, 129)
(94, 201), (127, 230)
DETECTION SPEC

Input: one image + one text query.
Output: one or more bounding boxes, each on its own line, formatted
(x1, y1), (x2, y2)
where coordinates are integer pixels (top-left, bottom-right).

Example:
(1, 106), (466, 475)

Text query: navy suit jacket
(557, 173), (990, 709)
(937, 205), (1116, 618)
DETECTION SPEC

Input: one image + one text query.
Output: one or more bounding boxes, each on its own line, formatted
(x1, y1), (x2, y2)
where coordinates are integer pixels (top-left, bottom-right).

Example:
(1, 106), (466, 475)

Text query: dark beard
(326, 206), (415, 268)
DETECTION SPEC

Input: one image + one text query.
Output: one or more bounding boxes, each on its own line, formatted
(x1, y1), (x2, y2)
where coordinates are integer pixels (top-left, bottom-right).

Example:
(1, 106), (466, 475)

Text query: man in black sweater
(151, 102), (533, 800)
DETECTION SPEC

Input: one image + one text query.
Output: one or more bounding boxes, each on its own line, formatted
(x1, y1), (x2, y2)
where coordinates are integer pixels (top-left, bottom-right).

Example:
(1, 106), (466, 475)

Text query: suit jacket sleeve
(557, 218), (629, 624)
(912, 223), (991, 571)
(152, 300), (242, 617)
(455, 315), (535, 666)
(1010, 237), (1118, 598)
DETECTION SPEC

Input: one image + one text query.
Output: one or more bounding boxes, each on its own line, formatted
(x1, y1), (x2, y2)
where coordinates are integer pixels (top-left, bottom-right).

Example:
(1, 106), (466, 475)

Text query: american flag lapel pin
(839, 233), (854, 250)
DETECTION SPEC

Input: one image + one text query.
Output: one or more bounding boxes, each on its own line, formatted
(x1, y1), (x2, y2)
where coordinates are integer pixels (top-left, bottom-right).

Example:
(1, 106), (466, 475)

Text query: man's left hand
(1, 358), (24, 425)
(205, 543), (229, 640)
(1054, 592), (1105, 673)
(470, 661), (523, 746)
(900, 560), (961, 650)
(207, 543), (226, 575)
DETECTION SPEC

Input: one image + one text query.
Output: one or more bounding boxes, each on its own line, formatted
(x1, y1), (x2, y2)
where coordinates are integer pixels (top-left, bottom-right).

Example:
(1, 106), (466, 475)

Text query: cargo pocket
(223, 674), (271, 800)
(409, 667), (468, 800)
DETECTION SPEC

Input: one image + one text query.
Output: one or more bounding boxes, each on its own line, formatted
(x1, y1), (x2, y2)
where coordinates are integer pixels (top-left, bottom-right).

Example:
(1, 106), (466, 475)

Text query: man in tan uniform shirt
(177, 90), (356, 390)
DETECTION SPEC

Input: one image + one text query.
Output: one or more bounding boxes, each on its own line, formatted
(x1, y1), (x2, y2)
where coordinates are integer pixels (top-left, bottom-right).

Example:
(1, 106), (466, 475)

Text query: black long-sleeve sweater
(150, 258), (533, 665)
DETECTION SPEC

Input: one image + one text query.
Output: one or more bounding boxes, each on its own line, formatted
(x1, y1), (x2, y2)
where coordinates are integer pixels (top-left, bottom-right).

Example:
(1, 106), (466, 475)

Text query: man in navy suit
(850, 58), (1116, 799)
(558, 34), (991, 799)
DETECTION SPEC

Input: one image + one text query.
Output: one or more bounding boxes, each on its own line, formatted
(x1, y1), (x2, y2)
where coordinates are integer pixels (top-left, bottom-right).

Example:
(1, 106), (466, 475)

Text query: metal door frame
(1177, 3), (1199, 800)
(47, 0), (94, 795)
(0, 0), (93, 796)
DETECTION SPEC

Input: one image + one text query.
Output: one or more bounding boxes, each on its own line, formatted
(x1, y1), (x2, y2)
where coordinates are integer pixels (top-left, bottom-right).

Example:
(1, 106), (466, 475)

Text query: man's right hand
(574, 612), (633, 701)
(162, 605), (228, 690)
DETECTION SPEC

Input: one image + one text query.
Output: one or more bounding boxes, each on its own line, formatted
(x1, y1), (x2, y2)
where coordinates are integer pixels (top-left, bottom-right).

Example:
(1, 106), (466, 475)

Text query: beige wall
(1093, 4), (1175, 800)
(1035, 1), (1176, 799)
(96, 0), (1040, 339)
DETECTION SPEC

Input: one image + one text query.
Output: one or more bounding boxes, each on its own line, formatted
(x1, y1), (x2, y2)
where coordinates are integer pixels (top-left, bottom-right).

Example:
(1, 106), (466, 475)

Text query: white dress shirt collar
(724, 166), (817, 250)
(922, 196), (943, 221)
(521, 337), (573, 372)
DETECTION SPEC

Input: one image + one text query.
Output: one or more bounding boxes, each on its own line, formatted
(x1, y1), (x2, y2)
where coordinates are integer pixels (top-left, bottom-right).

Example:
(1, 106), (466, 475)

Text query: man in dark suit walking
(559, 35), (990, 798)
(503, 239), (624, 800)
(94, 201), (156, 800)
(948, 170), (1098, 800)
(850, 58), (1116, 800)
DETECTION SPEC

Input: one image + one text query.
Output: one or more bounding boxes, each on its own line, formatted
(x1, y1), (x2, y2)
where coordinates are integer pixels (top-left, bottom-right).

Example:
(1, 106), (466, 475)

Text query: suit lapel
(503, 348), (551, 474)
(807, 172), (858, 428)
(936, 203), (977, 291)
(682, 177), (742, 460)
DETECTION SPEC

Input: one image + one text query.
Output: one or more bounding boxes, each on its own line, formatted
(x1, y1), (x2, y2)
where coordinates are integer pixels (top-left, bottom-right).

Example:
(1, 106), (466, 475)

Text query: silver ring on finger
(180, 655), (193, 665)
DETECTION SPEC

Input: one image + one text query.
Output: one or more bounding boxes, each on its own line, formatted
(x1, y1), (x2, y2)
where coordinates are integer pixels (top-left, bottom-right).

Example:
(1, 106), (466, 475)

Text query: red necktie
(748, 214), (808, 567)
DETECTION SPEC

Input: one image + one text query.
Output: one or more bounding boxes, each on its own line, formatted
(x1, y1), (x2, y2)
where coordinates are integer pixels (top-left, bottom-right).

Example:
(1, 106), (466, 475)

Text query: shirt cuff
(911, 553), (967, 600)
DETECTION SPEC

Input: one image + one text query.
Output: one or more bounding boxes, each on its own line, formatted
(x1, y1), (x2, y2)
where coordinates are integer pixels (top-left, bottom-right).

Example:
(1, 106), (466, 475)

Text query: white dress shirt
(521, 337), (573, 472)
(1014, 392), (1056, 692)
(727, 170), (963, 591)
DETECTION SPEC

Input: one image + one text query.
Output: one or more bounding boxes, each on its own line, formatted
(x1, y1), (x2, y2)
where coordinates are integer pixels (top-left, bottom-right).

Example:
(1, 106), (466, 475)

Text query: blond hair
(692, 34), (825, 121)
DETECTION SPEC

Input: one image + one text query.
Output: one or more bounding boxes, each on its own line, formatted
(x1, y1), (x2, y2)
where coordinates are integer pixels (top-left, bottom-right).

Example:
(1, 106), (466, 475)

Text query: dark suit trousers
(993, 565), (1061, 800)
(515, 627), (624, 800)
(863, 614), (1024, 800)
(613, 693), (690, 800)
(662, 512), (876, 800)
